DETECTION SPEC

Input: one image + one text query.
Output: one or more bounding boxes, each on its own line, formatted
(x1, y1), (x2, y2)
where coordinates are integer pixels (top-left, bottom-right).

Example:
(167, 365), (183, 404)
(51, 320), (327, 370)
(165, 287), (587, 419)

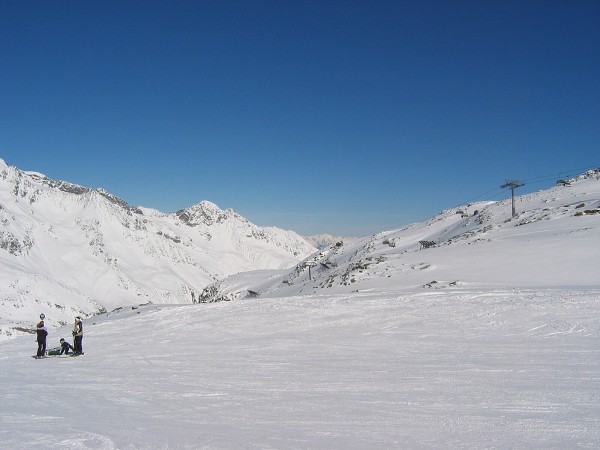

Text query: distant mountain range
(0, 158), (315, 339)
(303, 234), (351, 250)
(2, 158), (599, 341)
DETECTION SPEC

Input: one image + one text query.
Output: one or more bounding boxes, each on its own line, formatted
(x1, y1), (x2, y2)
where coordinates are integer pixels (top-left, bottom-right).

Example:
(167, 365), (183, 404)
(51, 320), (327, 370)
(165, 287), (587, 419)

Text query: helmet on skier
(40, 313), (45, 320)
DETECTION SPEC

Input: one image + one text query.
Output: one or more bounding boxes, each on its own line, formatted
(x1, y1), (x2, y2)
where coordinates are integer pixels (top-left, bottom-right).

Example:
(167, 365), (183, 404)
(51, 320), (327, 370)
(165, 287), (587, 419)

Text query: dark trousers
(74, 335), (83, 354)
(37, 339), (46, 357)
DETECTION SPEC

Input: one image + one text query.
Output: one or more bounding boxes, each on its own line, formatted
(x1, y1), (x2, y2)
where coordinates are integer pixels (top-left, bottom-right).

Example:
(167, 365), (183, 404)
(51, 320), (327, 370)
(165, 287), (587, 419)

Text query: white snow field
(1, 288), (599, 449)
(1, 168), (600, 448)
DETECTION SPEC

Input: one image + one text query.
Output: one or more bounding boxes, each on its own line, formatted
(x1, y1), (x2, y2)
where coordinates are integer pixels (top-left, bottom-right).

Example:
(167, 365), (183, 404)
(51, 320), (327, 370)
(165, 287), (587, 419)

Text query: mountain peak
(0, 161), (316, 340)
(176, 200), (228, 226)
(197, 199), (221, 210)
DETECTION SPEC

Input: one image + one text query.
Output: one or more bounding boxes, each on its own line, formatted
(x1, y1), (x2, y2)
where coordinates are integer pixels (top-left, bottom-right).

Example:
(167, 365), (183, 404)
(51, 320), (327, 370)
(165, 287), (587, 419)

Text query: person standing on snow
(35, 321), (48, 358)
(72, 317), (84, 355)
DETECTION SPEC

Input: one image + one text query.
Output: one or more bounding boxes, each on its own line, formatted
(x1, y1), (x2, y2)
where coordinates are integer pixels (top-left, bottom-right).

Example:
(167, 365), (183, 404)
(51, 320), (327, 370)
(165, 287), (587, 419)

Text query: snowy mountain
(304, 233), (353, 250)
(1, 166), (599, 449)
(199, 168), (600, 302)
(0, 159), (315, 339)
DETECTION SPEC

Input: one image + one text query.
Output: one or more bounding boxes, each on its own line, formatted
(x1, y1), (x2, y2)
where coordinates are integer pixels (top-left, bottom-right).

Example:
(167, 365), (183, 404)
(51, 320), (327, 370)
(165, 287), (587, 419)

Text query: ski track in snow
(1, 288), (599, 449)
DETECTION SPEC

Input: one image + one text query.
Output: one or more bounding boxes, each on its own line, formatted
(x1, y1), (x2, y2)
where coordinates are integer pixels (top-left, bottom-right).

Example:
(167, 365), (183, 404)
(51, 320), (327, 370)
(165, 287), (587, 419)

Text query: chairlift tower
(500, 179), (524, 217)
(306, 261), (317, 280)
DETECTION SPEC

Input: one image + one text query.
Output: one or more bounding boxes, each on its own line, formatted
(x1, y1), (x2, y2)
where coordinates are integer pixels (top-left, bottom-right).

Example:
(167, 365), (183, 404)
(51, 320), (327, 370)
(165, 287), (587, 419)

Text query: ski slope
(0, 288), (599, 449)
(1, 168), (599, 448)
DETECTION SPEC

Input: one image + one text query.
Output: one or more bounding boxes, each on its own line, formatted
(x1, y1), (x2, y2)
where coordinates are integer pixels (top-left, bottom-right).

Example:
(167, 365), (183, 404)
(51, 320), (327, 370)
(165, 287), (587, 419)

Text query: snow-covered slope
(0, 288), (598, 449)
(1, 167), (599, 449)
(0, 159), (315, 339)
(200, 168), (600, 302)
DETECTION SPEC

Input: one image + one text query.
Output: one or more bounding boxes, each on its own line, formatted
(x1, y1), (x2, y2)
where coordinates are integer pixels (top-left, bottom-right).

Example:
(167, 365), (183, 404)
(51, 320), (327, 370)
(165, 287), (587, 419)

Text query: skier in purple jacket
(35, 321), (48, 358)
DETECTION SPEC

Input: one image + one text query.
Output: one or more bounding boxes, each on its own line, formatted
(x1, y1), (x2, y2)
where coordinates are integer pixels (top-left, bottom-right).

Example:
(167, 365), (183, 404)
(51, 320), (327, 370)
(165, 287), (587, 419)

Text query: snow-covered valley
(1, 164), (599, 448)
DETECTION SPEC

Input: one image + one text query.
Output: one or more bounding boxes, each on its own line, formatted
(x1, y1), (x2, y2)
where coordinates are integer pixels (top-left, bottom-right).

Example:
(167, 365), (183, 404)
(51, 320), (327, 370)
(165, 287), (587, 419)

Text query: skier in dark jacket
(35, 321), (48, 358)
(59, 338), (74, 355)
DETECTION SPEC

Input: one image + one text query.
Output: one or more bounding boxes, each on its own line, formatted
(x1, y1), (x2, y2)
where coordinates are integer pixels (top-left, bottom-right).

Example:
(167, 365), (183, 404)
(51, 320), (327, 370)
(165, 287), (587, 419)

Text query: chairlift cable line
(454, 162), (600, 214)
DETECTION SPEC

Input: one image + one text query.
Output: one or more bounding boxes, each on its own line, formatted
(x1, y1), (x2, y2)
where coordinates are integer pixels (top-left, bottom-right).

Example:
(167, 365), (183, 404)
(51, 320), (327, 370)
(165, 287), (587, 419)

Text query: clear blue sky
(1, 1), (599, 236)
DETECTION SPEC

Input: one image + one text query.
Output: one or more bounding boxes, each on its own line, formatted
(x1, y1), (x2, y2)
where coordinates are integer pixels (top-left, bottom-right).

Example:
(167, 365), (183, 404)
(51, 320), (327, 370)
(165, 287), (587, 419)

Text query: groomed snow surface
(1, 288), (599, 449)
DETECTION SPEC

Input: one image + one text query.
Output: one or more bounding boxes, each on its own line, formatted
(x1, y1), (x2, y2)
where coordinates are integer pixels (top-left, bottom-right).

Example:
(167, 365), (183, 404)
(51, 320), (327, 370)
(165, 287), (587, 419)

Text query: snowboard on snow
(31, 353), (82, 359)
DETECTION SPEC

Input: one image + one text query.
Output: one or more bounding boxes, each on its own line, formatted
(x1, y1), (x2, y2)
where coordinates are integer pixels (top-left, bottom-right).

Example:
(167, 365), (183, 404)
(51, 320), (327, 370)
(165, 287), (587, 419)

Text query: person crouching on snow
(35, 321), (48, 358)
(59, 338), (74, 355)
(72, 317), (84, 355)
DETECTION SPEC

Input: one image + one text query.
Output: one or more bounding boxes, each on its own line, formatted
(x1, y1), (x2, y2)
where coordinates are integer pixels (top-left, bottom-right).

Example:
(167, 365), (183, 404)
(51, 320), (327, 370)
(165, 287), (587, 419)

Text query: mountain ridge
(2, 159), (599, 340)
(198, 168), (600, 303)
(0, 158), (315, 339)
